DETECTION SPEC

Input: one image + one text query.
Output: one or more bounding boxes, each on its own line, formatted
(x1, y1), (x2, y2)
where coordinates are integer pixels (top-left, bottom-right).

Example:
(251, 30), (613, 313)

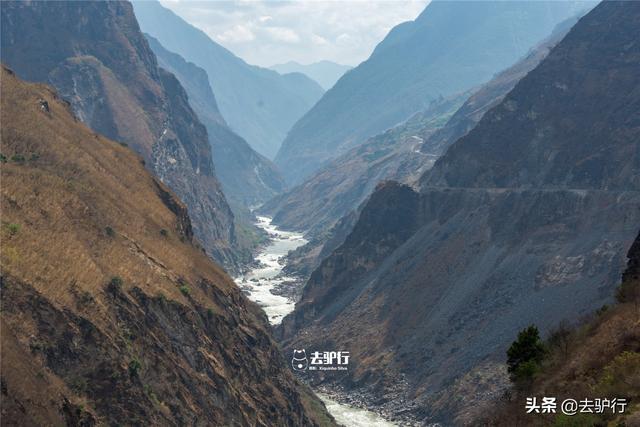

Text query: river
(234, 216), (396, 427)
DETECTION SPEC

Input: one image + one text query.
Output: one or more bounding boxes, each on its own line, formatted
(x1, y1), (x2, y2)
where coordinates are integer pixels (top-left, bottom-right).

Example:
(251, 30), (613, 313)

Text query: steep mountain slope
(261, 94), (465, 238)
(270, 61), (352, 90)
(275, 0), (592, 185)
(279, 2), (640, 424)
(259, 93), (466, 279)
(132, 0), (324, 159)
(418, 16), (577, 159)
(0, 0), (245, 272)
(0, 67), (334, 426)
(262, 19), (574, 278)
(490, 230), (640, 426)
(146, 35), (285, 210)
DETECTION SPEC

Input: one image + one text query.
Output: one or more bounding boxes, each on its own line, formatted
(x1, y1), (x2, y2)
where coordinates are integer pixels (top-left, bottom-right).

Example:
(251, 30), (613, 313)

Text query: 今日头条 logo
(291, 349), (349, 371)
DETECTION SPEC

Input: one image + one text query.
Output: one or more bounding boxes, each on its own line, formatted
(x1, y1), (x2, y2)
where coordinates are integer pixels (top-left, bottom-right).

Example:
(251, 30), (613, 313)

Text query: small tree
(7, 223), (20, 235)
(547, 320), (572, 360)
(507, 325), (546, 386)
(107, 276), (123, 295)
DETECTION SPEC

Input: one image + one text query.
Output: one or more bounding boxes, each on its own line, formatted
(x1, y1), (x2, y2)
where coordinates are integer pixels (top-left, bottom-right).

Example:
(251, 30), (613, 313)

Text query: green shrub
(616, 279), (639, 307)
(597, 351), (640, 396)
(507, 325), (546, 385)
(144, 384), (159, 404)
(7, 223), (20, 235)
(0, 153), (7, 163)
(179, 285), (190, 297)
(78, 291), (94, 307)
(596, 304), (610, 316)
(128, 358), (142, 378)
(69, 376), (88, 393)
(10, 154), (25, 162)
(105, 226), (115, 237)
(552, 413), (600, 427)
(160, 229), (168, 237)
(108, 276), (123, 294)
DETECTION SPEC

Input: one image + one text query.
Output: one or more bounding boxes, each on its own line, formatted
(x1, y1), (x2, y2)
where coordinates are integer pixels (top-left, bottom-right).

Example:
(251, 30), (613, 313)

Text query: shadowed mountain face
(146, 35), (285, 211)
(279, 2), (640, 424)
(275, 0), (593, 185)
(0, 67), (334, 426)
(270, 61), (352, 90)
(132, 0), (324, 160)
(0, 0), (247, 272)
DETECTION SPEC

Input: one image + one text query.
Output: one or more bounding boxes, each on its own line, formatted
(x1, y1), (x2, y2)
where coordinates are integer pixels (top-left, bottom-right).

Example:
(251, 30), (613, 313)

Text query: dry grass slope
(0, 67), (334, 426)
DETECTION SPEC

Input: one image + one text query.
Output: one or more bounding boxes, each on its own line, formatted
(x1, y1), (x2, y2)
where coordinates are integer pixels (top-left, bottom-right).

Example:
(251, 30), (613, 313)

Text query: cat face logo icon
(291, 349), (308, 371)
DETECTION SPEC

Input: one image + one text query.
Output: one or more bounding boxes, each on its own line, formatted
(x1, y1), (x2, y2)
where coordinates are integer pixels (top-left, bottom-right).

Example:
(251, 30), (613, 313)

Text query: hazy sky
(159, 0), (429, 67)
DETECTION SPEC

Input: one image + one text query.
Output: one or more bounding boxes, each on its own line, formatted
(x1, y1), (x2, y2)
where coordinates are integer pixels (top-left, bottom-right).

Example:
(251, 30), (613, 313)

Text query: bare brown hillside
(0, 67), (334, 426)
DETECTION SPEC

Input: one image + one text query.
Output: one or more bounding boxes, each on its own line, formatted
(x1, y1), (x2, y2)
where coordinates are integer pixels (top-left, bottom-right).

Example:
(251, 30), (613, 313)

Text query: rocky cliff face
(146, 35), (285, 211)
(279, 2), (640, 423)
(132, 0), (324, 160)
(0, 0), (244, 272)
(0, 67), (335, 426)
(275, 0), (592, 185)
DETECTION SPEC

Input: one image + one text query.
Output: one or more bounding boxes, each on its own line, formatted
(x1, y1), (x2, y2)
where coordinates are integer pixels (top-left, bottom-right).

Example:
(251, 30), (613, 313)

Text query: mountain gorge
(132, 0), (325, 160)
(0, 67), (334, 426)
(279, 1), (640, 424)
(0, 0), (247, 272)
(275, 0), (592, 185)
(261, 17), (576, 278)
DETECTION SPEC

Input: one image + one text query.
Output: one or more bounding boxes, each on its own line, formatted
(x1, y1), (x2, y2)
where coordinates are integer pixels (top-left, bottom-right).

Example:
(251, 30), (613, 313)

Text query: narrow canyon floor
(235, 216), (397, 426)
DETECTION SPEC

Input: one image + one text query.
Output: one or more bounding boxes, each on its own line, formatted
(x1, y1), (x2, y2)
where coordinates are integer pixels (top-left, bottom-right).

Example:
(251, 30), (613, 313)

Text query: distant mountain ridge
(275, 0), (593, 185)
(132, 0), (324, 159)
(270, 60), (352, 90)
(146, 35), (285, 212)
